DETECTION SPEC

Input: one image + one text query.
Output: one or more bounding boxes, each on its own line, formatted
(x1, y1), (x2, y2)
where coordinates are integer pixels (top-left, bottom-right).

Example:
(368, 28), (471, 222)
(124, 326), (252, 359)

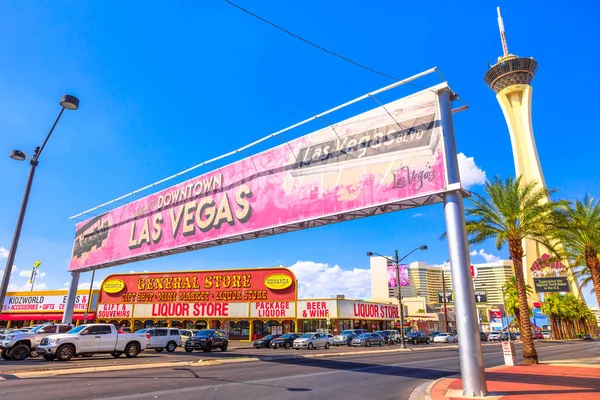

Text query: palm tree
(541, 293), (563, 339)
(504, 276), (533, 332)
(554, 195), (600, 308)
(464, 176), (566, 364)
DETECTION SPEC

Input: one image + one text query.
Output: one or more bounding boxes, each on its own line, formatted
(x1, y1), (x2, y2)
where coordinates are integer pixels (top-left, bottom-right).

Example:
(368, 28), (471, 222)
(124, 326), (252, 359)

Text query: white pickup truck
(0, 323), (74, 361)
(37, 324), (150, 361)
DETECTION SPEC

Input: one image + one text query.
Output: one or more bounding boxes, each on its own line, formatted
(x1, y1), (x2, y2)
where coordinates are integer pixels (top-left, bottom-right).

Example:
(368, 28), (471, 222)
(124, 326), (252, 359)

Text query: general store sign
(2, 293), (90, 313)
(297, 300), (338, 319)
(99, 268), (297, 305)
(132, 302), (249, 319)
(339, 300), (398, 320)
(250, 302), (295, 318)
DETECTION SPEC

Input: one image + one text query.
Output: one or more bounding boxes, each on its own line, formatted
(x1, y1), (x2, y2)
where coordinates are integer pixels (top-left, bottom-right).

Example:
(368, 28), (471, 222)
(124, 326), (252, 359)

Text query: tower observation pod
(484, 7), (579, 297)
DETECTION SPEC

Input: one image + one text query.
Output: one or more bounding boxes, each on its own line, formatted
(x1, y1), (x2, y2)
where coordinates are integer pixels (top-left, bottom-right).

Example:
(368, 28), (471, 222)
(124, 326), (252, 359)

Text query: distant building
(370, 257), (515, 331)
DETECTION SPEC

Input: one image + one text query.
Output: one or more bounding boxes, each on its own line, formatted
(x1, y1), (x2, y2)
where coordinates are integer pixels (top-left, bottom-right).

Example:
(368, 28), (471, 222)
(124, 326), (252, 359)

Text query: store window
(229, 321), (249, 339)
(254, 320), (284, 337)
(194, 321), (208, 329)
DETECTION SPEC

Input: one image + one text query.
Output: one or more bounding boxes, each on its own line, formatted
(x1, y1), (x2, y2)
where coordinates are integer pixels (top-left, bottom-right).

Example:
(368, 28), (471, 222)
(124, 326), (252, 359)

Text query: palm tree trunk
(514, 309), (521, 332)
(509, 240), (538, 363)
(585, 247), (600, 309)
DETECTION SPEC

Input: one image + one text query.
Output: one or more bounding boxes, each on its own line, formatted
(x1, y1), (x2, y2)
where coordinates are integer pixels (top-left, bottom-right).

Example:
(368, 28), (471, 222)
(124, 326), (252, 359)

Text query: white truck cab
(37, 323), (150, 361)
(0, 323), (73, 361)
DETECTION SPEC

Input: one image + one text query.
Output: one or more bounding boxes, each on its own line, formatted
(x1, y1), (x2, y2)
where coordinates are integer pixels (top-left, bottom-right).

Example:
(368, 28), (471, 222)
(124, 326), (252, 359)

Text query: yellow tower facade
(484, 8), (579, 298)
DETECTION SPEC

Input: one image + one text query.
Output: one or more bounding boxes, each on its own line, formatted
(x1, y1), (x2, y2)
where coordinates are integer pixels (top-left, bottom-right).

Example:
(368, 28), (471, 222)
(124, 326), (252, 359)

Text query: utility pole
(442, 266), (450, 332)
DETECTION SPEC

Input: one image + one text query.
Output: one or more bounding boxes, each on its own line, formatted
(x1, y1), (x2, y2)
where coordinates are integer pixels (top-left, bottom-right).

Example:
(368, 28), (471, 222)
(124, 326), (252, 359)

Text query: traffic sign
(474, 291), (487, 303)
(438, 292), (453, 303)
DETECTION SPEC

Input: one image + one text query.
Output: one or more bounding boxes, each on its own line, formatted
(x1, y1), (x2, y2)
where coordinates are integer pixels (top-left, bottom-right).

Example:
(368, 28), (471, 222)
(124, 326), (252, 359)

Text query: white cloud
(129, 270), (148, 273)
(18, 269), (46, 279)
(19, 269), (33, 278)
(412, 213), (425, 218)
(470, 249), (502, 263)
(8, 282), (48, 291)
(0, 247), (8, 258)
(289, 261), (371, 300)
(77, 281), (101, 290)
(458, 153), (487, 189)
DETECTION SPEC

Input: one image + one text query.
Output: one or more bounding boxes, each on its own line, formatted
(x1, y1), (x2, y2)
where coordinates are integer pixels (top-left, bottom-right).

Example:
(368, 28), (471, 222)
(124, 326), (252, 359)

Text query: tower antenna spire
(497, 7), (509, 57)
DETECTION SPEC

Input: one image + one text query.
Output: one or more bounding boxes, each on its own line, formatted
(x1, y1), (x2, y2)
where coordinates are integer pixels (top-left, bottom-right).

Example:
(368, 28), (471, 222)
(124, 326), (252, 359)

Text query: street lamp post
(441, 263), (450, 332)
(501, 285), (512, 344)
(83, 269), (96, 324)
(367, 245), (427, 349)
(0, 95), (79, 314)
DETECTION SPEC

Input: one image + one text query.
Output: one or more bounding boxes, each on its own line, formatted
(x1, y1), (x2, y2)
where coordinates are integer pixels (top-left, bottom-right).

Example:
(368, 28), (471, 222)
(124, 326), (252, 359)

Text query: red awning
(0, 313), (95, 321)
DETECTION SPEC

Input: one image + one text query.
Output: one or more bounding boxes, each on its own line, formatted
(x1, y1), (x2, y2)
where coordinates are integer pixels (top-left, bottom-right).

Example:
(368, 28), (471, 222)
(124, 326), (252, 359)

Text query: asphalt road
(1, 341), (596, 400)
(0, 341), (477, 374)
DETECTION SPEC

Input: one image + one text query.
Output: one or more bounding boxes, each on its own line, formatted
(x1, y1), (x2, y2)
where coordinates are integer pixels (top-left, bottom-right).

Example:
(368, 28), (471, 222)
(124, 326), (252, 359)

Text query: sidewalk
(427, 364), (600, 400)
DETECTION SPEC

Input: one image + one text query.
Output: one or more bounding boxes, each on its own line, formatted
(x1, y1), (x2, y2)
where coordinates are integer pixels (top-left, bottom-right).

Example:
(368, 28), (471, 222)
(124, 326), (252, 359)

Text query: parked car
(0, 323), (74, 361)
(582, 334), (594, 341)
(135, 328), (181, 352)
(501, 332), (517, 341)
(37, 324), (150, 361)
(433, 333), (455, 343)
(487, 331), (502, 341)
(455, 332), (487, 344)
(293, 332), (330, 350)
(253, 334), (280, 349)
(351, 333), (385, 347)
(270, 333), (303, 349)
(374, 330), (401, 345)
(405, 331), (431, 344)
(184, 329), (228, 352)
(180, 329), (200, 345)
(326, 334), (335, 346)
(429, 331), (441, 341)
(333, 329), (367, 346)
(542, 330), (552, 339)
(533, 331), (542, 340)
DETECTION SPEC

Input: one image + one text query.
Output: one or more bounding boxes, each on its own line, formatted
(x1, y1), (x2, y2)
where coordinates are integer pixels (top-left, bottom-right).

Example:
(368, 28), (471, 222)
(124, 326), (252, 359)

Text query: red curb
(428, 364), (600, 400)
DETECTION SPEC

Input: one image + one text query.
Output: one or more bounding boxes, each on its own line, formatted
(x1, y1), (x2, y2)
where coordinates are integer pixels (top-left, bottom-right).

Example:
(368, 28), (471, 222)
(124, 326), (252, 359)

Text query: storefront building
(97, 267), (297, 340)
(0, 290), (99, 328)
(297, 298), (399, 335)
(95, 268), (399, 340)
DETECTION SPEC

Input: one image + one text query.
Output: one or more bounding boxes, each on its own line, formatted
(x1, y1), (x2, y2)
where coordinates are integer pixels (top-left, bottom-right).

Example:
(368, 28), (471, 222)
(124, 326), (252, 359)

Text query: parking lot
(0, 339), (473, 375)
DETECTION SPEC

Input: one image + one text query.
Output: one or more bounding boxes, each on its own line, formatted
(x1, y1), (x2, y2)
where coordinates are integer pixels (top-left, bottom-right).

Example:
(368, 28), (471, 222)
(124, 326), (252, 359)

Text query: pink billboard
(70, 88), (447, 271)
(387, 261), (410, 288)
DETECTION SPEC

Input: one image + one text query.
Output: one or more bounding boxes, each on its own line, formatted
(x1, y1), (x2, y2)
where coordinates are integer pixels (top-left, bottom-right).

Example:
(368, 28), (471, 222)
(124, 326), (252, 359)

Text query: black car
(184, 329), (228, 352)
(253, 334), (280, 349)
(404, 331), (431, 345)
(270, 333), (303, 349)
(582, 334), (594, 341)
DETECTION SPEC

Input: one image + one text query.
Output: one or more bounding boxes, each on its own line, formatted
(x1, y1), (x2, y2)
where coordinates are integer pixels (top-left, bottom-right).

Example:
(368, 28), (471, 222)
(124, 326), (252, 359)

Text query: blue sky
(1, 1), (598, 307)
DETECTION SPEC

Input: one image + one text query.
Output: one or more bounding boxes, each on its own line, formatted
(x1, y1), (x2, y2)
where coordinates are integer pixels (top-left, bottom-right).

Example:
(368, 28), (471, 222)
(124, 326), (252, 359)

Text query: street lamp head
(9, 150), (27, 161)
(60, 94), (79, 110)
(419, 245), (428, 250)
(366, 252), (374, 257)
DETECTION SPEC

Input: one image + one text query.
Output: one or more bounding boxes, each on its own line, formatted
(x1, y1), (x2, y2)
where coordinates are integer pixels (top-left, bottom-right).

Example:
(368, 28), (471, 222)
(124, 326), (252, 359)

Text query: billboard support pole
(62, 271), (81, 325)
(439, 88), (488, 397)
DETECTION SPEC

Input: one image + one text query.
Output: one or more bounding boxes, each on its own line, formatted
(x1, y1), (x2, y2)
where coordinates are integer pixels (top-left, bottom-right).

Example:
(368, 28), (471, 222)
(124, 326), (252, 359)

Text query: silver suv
(293, 332), (331, 350)
(333, 329), (367, 346)
(135, 328), (181, 352)
(1, 323), (74, 361)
